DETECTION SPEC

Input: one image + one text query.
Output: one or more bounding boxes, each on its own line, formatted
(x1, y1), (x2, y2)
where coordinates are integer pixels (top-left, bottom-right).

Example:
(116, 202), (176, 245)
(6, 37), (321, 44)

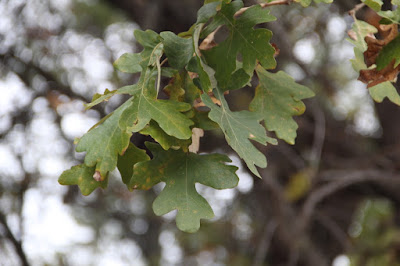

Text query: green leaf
(295, 0), (333, 7)
(134, 29), (163, 68)
(131, 143), (238, 232)
(202, 1), (276, 89)
(369, 81), (400, 106)
(164, 71), (201, 103)
(376, 35), (400, 71)
(250, 66), (315, 144)
(201, 88), (276, 177)
(76, 101), (132, 179)
(378, 0), (400, 24)
(113, 53), (142, 73)
(160, 32), (194, 70)
(140, 121), (192, 151)
(117, 143), (150, 186)
(59, 164), (108, 196)
(187, 23), (217, 92)
(118, 68), (194, 140)
(362, 0), (383, 12)
(85, 86), (136, 109)
(197, 1), (222, 24)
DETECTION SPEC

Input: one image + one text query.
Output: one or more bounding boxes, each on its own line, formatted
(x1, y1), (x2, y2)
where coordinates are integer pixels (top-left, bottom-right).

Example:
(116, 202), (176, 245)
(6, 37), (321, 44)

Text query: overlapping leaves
(250, 66), (315, 144)
(59, 0), (321, 232)
(202, 0), (276, 89)
(201, 88), (277, 177)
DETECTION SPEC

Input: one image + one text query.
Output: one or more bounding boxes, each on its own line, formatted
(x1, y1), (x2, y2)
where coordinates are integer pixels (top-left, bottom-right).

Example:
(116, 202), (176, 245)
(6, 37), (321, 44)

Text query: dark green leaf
(376, 35), (400, 71)
(131, 143), (238, 232)
(160, 32), (194, 70)
(202, 1), (276, 89)
(117, 143), (150, 186)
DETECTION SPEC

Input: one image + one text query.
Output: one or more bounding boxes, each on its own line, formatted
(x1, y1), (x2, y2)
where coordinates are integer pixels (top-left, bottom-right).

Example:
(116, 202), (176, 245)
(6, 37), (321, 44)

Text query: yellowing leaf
(131, 143), (238, 232)
(369, 81), (400, 106)
(201, 88), (277, 177)
(250, 66), (315, 144)
(58, 164), (108, 196)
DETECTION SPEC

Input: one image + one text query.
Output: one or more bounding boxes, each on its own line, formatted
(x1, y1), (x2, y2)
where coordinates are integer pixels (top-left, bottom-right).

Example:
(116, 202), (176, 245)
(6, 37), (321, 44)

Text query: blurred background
(1, 0), (400, 265)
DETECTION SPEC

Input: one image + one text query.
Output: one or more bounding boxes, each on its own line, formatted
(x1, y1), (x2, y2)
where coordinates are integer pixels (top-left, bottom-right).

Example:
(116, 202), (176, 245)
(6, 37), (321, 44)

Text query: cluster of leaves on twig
(348, 0), (400, 105)
(59, 0), (399, 232)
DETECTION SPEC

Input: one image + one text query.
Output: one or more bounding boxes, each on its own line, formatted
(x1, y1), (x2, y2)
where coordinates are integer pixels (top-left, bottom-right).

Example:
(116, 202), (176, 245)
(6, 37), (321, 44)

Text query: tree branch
(299, 170), (400, 231)
(0, 212), (30, 266)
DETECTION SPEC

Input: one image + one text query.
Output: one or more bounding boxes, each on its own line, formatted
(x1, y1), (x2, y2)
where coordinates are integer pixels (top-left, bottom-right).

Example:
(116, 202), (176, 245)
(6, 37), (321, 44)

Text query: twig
(235, 0), (294, 17)
(309, 101), (325, 172)
(252, 220), (278, 266)
(0, 212), (30, 266)
(299, 170), (400, 231)
(348, 3), (365, 18)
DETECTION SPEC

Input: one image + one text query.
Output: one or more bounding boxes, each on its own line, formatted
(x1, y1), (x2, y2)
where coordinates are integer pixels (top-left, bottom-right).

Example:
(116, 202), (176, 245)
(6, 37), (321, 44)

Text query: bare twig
(348, 3), (365, 18)
(309, 101), (326, 172)
(0, 212), (30, 266)
(252, 220), (278, 266)
(315, 212), (352, 251)
(299, 170), (400, 231)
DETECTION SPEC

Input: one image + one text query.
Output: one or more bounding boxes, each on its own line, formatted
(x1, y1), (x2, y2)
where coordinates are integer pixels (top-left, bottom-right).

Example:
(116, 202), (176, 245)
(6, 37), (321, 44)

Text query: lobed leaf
(369, 81), (400, 106)
(202, 1), (276, 89)
(131, 143), (238, 232)
(76, 101), (132, 179)
(59, 164), (108, 196)
(250, 66), (315, 144)
(201, 88), (276, 177)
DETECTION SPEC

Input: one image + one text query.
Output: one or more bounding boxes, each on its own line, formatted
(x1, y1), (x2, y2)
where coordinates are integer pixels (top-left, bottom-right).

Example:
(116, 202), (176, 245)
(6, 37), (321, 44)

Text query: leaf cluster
(57, 0), (380, 233)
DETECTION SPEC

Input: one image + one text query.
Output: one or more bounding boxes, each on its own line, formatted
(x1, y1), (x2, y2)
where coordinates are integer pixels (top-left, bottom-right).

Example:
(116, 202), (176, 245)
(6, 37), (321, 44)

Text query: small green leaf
(197, 1), (221, 24)
(113, 53), (142, 73)
(131, 142), (238, 232)
(369, 81), (400, 106)
(59, 164), (108, 196)
(85, 86), (136, 109)
(202, 88), (276, 177)
(250, 66), (315, 144)
(376, 35), (400, 71)
(160, 32), (194, 70)
(117, 143), (150, 186)
(362, 0), (383, 12)
(76, 101), (132, 179)
(118, 69), (194, 140)
(140, 121), (192, 151)
(202, 1), (276, 89)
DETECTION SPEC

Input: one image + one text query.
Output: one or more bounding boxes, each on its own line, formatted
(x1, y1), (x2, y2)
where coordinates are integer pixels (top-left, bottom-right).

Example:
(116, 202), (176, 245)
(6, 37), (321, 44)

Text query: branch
(299, 170), (400, 230)
(0, 212), (30, 266)
(235, 0), (294, 17)
(252, 220), (278, 266)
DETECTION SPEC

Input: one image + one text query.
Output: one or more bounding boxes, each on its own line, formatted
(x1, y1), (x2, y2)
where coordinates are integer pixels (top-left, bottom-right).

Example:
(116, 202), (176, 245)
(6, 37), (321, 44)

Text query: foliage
(59, 0), (400, 232)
